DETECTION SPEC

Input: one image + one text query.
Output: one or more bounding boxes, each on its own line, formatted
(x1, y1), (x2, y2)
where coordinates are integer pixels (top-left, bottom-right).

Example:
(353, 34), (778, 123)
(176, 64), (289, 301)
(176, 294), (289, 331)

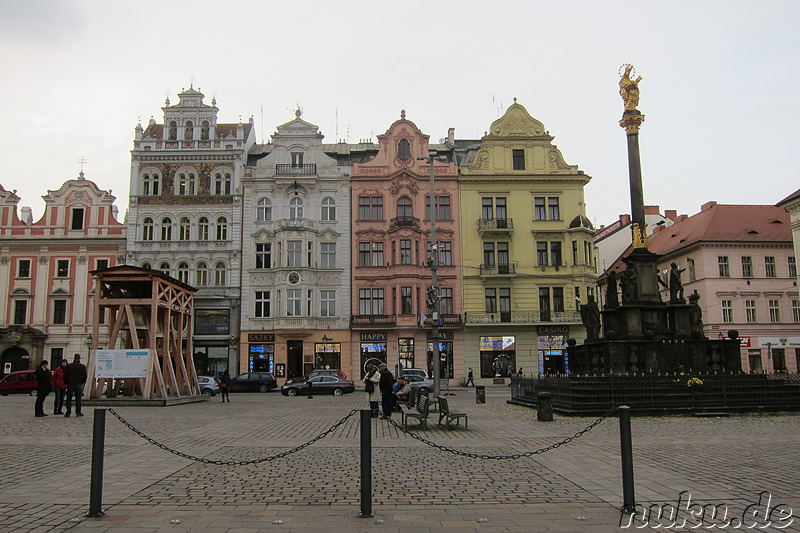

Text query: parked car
(403, 374), (434, 394)
(281, 375), (355, 397)
(284, 369), (347, 385)
(0, 370), (38, 396)
(402, 368), (429, 379)
(197, 376), (220, 396)
(229, 372), (278, 393)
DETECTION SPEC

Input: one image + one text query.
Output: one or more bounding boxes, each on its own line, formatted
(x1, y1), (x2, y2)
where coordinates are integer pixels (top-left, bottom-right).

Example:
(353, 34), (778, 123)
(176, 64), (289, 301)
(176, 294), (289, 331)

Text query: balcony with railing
(479, 263), (516, 277)
(275, 164), (317, 176)
(464, 310), (581, 325)
(421, 313), (464, 327)
(351, 314), (397, 327)
(478, 218), (514, 234)
(276, 218), (314, 231)
(389, 216), (420, 230)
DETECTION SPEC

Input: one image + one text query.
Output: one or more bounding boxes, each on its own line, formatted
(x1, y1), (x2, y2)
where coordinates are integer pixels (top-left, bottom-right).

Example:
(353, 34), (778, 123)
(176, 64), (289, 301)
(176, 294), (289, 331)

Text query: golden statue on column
(619, 64), (646, 135)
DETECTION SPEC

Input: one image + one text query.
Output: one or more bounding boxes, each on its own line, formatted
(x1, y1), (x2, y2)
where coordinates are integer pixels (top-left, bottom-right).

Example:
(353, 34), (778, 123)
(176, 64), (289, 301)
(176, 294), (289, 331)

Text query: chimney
(664, 209), (677, 221)
(700, 201), (717, 212)
(20, 206), (33, 225)
(644, 205), (660, 215)
(447, 127), (455, 146)
(620, 214), (631, 225)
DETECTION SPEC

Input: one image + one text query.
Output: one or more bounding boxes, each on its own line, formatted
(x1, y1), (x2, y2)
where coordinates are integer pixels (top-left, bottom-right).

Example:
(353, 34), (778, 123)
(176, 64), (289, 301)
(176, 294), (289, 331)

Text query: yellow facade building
(457, 101), (596, 382)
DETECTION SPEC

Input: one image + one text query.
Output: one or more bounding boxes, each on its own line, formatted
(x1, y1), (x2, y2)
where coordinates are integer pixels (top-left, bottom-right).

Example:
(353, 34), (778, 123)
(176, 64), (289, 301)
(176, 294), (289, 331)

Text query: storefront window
(193, 345), (230, 377)
(360, 342), (387, 377)
(315, 342), (341, 370)
(195, 309), (230, 335)
(479, 336), (516, 378)
(426, 341), (453, 379)
(399, 338), (415, 369)
(249, 344), (275, 374)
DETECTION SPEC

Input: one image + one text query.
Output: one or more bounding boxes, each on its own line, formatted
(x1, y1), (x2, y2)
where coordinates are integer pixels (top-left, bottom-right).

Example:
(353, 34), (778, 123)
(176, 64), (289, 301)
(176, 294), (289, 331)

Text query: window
(321, 197), (336, 221)
(200, 120), (210, 140)
(495, 198), (506, 220)
(214, 262), (226, 286)
(287, 241), (302, 267)
(177, 262), (189, 284)
(56, 260), (69, 277)
(289, 197), (303, 220)
(141, 262), (152, 270)
(548, 198), (560, 220)
(185, 120), (194, 140)
(399, 338), (414, 369)
(161, 217), (172, 241)
(745, 300), (757, 323)
(539, 287), (551, 321)
(53, 299), (67, 324)
(291, 152), (304, 167)
(553, 287), (564, 312)
(255, 291), (271, 318)
(400, 240), (412, 265)
(790, 257), (797, 278)
(437, 196), (451, 220)
(769, 300), (781, 323)
(197, 217), (210, 241)
(572, 241), (579, 265)
(765, 256), (776, 278)
(741, 256), (753, 278)
(179, 217), (191, 241)
(534, 197), (546, 220)
(320, 243), (336, 269)
(512, 149), (525, 170)
(748, 350), (763, 372)
(439, 241), (453, 266)
(537, 242), (548, 266)
(96, 259), (109, 271)
(397, 139), (411, 161)
(397, 197), (413, 219)
(482, 197), (494, 219)
(358, 288), (384, 315)
(143, 173), (160, 195)
(358, 196), (383, 221)
(214, 172), (232, 195)
(499, 288), (511, 320)
(497, 242), (509, 269)
(177, 172), (196, 195)
(142, 217), (154, 241)
(722, 300), (734, 323)
(320, 290), (336, 317)
(358, 242), (370, 267)
(13, 300), (27, 324)
(18, 259), (31, 278)
(401, 286), (413, 314)
(50, 348), (64, 368)
(257, 198), (272, 222)
(159, 262), (171, 276)
(793, 300), (800, 323)
(485, 288), (497, 313)
(439, 287), (453, 314)
(196, 262), (208, 286)
(483, 243), (495, 267)
(718, 256), (730, 278)
(71, 208), (84, 230)
(371, 242), (384, 266)
(215, 217), (228, 240)
(688, 258), (696, 282)
(425, 195), (451, 221)
(550, 242), (562, 267)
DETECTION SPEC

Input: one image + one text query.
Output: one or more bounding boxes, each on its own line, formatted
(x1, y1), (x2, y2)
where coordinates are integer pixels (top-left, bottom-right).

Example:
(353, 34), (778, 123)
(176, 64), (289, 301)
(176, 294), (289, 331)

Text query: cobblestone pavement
(1, 388), (798, 532)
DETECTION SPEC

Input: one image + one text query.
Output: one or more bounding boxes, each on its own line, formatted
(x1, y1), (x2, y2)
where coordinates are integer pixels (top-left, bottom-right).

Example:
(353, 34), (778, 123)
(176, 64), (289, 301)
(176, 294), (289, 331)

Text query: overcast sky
(1, 1), (797, 228)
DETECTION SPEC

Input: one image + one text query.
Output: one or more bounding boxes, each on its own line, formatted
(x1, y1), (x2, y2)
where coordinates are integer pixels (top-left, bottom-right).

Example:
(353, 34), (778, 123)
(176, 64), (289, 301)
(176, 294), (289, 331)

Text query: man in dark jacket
(64, 354), (87, 417)
(378, 363), (395, 419)
(34, 360), (52, 417)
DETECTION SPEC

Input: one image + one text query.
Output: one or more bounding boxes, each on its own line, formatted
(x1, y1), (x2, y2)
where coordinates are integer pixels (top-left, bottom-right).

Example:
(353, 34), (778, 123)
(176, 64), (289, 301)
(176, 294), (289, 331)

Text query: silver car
(403, 374), (434, 394)
(198, 376), (220, 396)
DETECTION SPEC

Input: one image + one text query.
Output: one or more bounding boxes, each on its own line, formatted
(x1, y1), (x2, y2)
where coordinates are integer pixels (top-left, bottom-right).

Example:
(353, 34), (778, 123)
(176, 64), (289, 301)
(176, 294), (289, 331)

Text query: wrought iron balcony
(478, 218), (514, 233)
(479, 263), (516, 276)
(389, 216), (420, 229)
(421, 313), (463, 326)
(275, 164), (317, 176)
(351, 314), (397, 327)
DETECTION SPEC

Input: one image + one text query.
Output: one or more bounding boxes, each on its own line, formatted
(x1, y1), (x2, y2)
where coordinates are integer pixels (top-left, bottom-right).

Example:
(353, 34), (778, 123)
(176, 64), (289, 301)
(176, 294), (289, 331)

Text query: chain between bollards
(87, 408), (106, 517)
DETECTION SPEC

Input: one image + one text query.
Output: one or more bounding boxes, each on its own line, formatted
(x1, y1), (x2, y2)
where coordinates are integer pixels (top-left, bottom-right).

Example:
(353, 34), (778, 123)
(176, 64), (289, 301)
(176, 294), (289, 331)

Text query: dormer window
(71, 208), (84, 230)
(168, 121), (178, 140)
(398, 139), (411, 161)
(185, 121), (194, 140)
(201, 120), (210, 140)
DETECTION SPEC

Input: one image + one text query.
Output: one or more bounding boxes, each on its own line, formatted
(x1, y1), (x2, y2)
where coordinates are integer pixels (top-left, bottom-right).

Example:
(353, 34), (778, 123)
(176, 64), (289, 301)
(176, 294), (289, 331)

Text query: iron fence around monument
(510, 373), (800, 415)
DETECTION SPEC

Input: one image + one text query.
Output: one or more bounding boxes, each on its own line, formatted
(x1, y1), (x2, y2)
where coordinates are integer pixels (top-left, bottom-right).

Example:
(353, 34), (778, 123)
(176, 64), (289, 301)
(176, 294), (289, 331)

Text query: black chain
(387, 407), (614, 459)
(107, 407), (359, 466)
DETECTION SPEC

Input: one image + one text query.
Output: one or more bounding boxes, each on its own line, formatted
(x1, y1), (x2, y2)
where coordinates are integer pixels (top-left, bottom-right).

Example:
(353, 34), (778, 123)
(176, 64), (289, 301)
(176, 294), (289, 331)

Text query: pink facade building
(350, 112), (462, 380)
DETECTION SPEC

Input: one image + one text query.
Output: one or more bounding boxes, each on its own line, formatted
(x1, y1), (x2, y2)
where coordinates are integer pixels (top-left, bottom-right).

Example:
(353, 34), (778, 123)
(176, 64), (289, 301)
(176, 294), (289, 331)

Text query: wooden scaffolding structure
(86, 265), (200, 400)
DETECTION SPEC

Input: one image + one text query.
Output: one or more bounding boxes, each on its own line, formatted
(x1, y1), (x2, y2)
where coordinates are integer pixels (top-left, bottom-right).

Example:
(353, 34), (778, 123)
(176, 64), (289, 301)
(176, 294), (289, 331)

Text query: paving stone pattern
(1, 389), (798, 532)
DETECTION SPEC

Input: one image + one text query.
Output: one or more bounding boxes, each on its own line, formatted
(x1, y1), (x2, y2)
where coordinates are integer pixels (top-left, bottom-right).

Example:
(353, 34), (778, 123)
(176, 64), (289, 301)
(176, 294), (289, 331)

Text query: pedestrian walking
(64, 354), (87, 417)
(34, 360), (52, 417)
(52, 359), (68, 414)
(364, 364), (380, 417)
(466, 368), (474, 387)
(219, 369), (232, 402)
(377, 363), (395, 419)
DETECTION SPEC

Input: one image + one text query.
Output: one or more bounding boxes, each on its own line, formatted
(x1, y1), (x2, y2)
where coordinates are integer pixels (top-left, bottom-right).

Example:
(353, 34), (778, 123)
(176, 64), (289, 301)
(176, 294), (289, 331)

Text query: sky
(1, 0), (798, 228)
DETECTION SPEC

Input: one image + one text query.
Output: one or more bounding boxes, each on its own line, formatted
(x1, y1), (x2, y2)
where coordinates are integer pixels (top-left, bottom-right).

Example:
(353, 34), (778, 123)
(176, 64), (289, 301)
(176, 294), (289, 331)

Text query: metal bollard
(619, 405), (636, 513)
(359, 409), (373, 518)
(87, 408), (107, 517)
(537, 392), (553, 422)
(475, 385), (485, 404)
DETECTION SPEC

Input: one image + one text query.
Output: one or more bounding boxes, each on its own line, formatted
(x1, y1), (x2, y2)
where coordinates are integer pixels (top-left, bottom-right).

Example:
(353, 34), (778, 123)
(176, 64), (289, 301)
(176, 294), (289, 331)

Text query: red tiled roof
(777, 188), (800, 207)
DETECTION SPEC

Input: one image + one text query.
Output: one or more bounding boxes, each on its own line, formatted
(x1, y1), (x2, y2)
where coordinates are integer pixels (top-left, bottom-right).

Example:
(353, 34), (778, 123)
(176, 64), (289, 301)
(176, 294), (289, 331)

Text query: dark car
(306, 368), (347, 380)
(0, 370), (38, 396)
(230, 372), (278, 393)
(281, 375), (355, 397)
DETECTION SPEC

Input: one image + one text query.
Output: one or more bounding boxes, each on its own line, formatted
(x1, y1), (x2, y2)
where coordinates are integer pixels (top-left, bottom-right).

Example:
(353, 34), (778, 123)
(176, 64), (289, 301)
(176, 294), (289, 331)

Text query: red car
(0, 370), (38, 396)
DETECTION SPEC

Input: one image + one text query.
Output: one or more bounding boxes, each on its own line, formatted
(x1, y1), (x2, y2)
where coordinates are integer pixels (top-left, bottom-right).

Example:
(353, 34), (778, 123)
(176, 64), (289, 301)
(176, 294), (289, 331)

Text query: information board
(95, 349), (150, 379)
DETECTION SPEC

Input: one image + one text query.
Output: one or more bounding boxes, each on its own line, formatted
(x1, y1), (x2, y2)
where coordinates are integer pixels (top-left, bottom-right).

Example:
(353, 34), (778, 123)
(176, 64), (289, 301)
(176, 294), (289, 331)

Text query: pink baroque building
(0, 173), (126, 373)
(350, 111), (463, 380)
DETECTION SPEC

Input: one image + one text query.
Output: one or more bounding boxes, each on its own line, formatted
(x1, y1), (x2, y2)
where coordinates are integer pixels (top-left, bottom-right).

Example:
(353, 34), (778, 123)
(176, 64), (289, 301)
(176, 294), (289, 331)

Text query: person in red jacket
(51, 359), (69, 415)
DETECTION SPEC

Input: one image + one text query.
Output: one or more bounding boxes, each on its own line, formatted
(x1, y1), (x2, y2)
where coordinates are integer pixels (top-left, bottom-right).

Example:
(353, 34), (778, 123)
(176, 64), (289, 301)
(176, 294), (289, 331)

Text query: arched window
(178, 217), (191, 240)
(196, 262), (208, 286)
(177, 171), (196, 195)
(397, 139), (411, 161)
(142, 173), (160, 195)
(214, 261), (226, 286)
(161, 217), (172, 241)
(159, 262), (171, 276)
(200, 120), (210, 140)
(140, 262), (152, 270)
(168, 121), (177, 140)
(321, 197), (336, 221)
(257, 198), (272, 221)
(397, 196), (413, 219)
(184, 120), (194, 140)
(177, 262), (189, 283)
(216, 216), (228, 240)
(214, 172), (232, 195)
(197, 217), (209, 241)
(289, 197), (303, 220)
(142, 217), (154, 241)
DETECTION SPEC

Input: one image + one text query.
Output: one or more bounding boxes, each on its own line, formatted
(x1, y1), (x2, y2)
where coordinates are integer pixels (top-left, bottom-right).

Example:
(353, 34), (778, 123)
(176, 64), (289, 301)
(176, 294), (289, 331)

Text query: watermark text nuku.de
(620, 491), (794, 529)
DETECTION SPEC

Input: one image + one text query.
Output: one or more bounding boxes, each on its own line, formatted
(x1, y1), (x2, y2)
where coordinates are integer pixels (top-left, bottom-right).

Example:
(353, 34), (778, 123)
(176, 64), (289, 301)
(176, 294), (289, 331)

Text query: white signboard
(95, 349), (150, 379)
(758, 337), (800, 348)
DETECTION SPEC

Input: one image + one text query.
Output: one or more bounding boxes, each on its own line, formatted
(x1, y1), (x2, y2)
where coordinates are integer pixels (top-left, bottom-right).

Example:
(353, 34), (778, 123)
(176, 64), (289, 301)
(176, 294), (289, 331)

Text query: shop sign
(360, 332), (386, 341)
(248, 333), (275, 343)
(537, 325), (569, 335)
(758, 336), (800, 347)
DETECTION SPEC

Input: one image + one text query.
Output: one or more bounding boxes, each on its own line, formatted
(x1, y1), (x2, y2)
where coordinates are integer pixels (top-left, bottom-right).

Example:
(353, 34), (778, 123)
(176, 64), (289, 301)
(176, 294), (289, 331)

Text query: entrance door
(1, 347), (31, 374)
(287, 340), (304, 378)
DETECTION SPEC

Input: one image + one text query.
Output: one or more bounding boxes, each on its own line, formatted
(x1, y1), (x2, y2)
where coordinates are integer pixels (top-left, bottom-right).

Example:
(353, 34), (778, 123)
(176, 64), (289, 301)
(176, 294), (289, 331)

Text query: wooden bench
(400, 392), (429, 428)
(437, 395), (468, 429)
